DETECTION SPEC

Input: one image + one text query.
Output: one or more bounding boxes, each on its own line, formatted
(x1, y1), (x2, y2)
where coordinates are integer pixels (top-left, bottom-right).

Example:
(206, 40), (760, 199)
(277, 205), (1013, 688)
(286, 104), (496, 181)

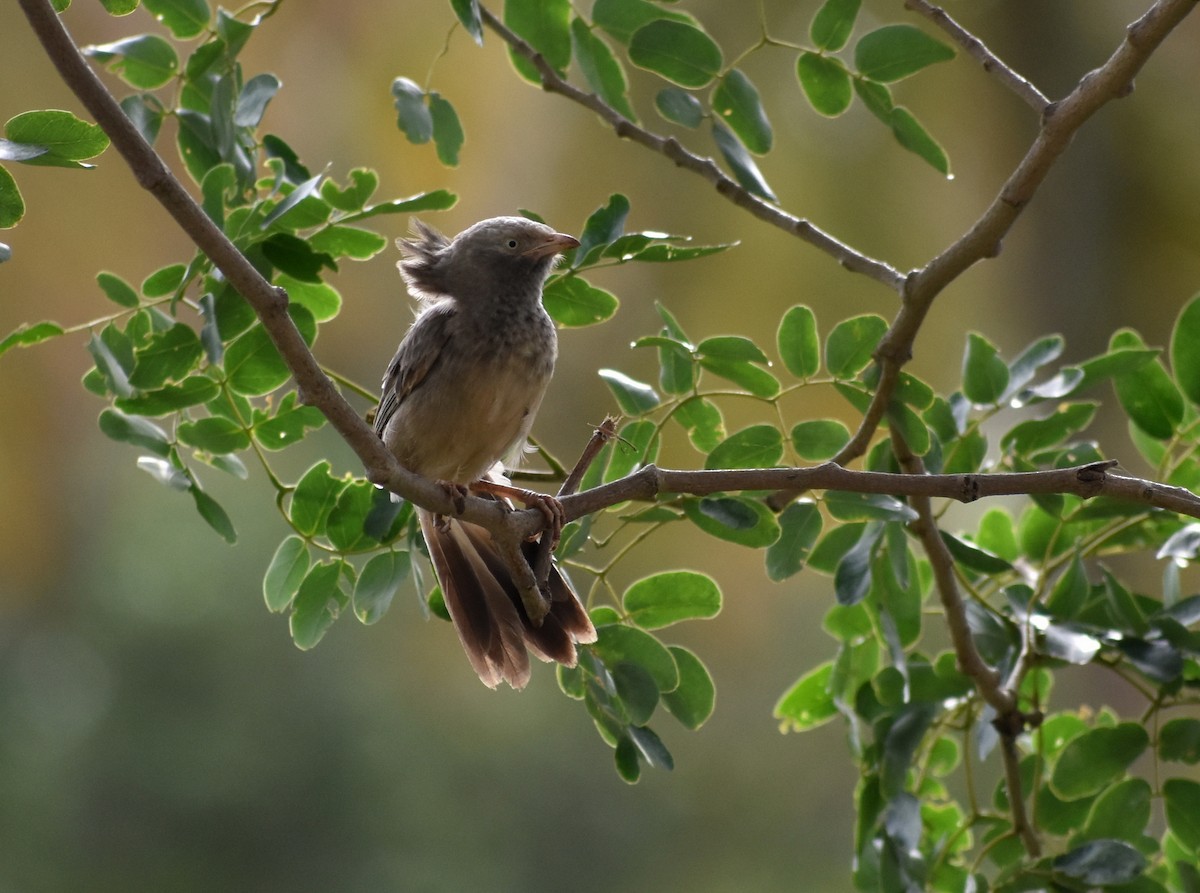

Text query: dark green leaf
(623, 570), (721, 629)
(289, 561), (346, 650)
(791, 419), (850, 461)
(1111, 328), (1183, 440)
(599, 368), (659, 414)
(97, 408), (171, 457)
(234, 73), (280, 128)
(0, 165), (24, 228)
(940, 530), (1012, 574)
(796, 52), (853, 117)
(136, 455), (189, 489)
(592, 624), (679, 692)
(326, 480), (378, 551)
(777, 304), (820, 378)
(343, 189), (458, 223)
(825, 314), (888, 378)
(766, 501), (822, 581)
(143, 0), (210, 38)
(712, 69), (772, 154)
(810, 0), (861, 51)
(1004, 333), (1065, 400)
(1001, 402), (1097, 455)
(696, 335), (769, 364)
(775, 661), (836, 731)
(542, 275), (619, 327)
(261, 232), (335, 283)
(1046, 551), (1088, 619)
(263, 534), (309, 613)
(854, 24), (954, 83)
(1170, 293), (1200, 405)
(88, 330), (134, 398)
(880, 703), (936, 797)
(654, 87), (703, 127)
(854, 77), (894, 122)
(698, 354), (780, 397)
(661, 646), (714, 729)
(574, 194), (630, 266)
(141, 263), (186, 298)
(253, 391), (327, 450)
(1165, 778), (1200, 850)
(391, 77), (431, 144)
(610, 661), (659, 725)
(889, 105), (950, 175)
(450, 0), (483, 44)
(1051, 723), (1149, 800)
(115, 376), (219, 415)
(5, 109), (109, 161)
(593, 0), (694, 45)
(429, 92), (465, 167)
(1160, 718), (1200, 764)
(825, 491), (917, 522)
(628, 19), (722, 88)
(833, 526), (875, 605)
(571, 19), (636, 121)
(0, 320), (64, 357)
(129, 322), (203, 389)
(962, 332), (1009, 404)
(628, 724), (673, 770)
(290, 460), (347, 537)
(1080, 778), (1152, 844)
(1053, 839), (1147, 886)
(711, 122), (776, 202)
(85, 34), (179, 89)
(353, 551), (409, 623)
(684, 495), (780, 548)
(224, 323), (288, 396)
(261, 173), (325, 229)
(705, 424), (783, 470)
(504, 0), (572, 82)
(614, 735), (641, 783)
(191, 485), (236, 543)
(604, 419), (657, 483)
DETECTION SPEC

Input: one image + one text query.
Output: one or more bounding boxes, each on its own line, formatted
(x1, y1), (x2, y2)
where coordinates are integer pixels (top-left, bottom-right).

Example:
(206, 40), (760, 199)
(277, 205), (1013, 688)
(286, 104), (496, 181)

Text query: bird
(374, 216), (597, 689)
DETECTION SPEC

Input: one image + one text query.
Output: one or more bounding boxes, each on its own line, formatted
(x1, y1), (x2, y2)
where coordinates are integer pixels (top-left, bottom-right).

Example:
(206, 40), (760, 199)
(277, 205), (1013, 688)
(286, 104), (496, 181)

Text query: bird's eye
(506, 239), (519, 249)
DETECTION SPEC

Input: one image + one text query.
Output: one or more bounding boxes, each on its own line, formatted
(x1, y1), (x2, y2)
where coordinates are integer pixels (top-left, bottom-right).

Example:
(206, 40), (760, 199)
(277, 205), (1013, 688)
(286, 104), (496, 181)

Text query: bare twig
(477, 4), (906, 293)
(905, 0), (1051, 112)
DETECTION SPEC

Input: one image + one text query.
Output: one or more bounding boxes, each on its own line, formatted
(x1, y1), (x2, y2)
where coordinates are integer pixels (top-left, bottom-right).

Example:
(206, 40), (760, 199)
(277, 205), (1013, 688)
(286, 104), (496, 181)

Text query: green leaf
(1053, 839), (1147, 887)
(1001, 402), (1097, 455)
(575, 193), (630, 266)
(261, 233), (334, 283)
(571, 19), (636, 121)
(777, 304), (820, 378)
(1160, 718), (1200, 764)
(711, 122), (776, 202)
(791, 419), (850, 461)
(661, 646), (714, 730)
(278, 275), (342, 322)
(85, 34), (179, 89)
(129, 322), (203, 389)
(5, 109), (109, 161)
(810, 0), (861, 52)
(1164, 778), (1200, 850)
(962, 332), (1009, 404)
(825, 491), (917, 523)
(115, 376), (219, 415)
(178, 416), (250, 454)
(628, 19), (722, 88)
(854, 24), (954, 83)
(450, 0), (483, 43)
(97, 408), (171, 457)
(343, 189), (458, 223)
(825, 314), (888, 378)
(1080, 778), (1151, 843)
(428, 92), (465, 167)
(354, 551), (411, 624)
(234, 73), (280, 128)
(599, 368), (660, 414)
(307, 226), (388, 262)
(673, 396), (725, 452)
(712, 69), (772, 154)
(100, 0), (138, 13)
(775, 661), (836, 731)
(592, 624), (679, 692)
(854, 77), (894, 122)
(940, 530), (1010, 574)
(252, 391), (327, 449)
(290, 460), (347, 537)
(326, 480), (377, 551)
(289, 561), (347, 650)
(654, 87), (703, 127)
(504, 0), (572, 82)
(0, 320), (64, 356)
(1051, 723), (1149, 800)
(320, 168), (379, 212)
(889, 105), (950, 175)
(263, 535), (309, 613)
(392, 77), (431, 143)
(697, 335), (769, 364)
(623, 570), (721, 629)
(1171, 293), (1200, 406)
(0, 165), (23, 228)
(604, 419), (657, 483)
(684, 495), (780, 548)
(704, 424), (783, 470)
(191, 485), (236, 543)
(766, 501), (823, 581)
(1111, 328), (1184, 439)
(143, 0), (210, 38)
(796, 52), (853, 117)
(96, 271), (139, 308)
(1004, 333), (1065, 399)
(593, 0), (694, 45)
(543, 275), (619, 327)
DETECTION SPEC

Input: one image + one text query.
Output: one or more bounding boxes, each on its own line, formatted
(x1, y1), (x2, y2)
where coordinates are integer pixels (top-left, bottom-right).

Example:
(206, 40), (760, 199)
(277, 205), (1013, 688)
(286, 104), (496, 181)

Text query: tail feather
(419, 509), (595, 689)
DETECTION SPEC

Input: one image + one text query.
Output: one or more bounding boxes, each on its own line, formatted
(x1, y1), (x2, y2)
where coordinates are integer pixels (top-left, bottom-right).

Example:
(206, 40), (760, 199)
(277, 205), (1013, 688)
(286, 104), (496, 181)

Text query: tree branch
(477, 4), (906, 293)
(904, 0), (1051, 112)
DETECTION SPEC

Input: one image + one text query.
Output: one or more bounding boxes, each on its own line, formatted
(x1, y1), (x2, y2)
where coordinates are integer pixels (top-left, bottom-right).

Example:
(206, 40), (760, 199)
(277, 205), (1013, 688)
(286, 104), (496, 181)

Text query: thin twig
(477, 4), (906, 293)
(905, 0), (1051, 112)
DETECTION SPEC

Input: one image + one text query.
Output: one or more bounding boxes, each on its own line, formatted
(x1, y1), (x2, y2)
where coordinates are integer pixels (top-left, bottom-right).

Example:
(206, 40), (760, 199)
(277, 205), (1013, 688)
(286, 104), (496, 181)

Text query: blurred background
(1, 1), (1198, 890)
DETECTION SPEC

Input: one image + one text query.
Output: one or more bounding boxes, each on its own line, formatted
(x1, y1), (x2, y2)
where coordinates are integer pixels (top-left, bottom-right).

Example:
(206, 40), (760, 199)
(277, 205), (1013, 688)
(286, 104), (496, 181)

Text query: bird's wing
(374, 302), (457, 438)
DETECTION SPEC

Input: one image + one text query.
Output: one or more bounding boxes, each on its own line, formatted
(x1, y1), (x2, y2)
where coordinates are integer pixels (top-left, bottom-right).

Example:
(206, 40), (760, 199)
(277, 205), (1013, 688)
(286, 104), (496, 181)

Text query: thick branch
(477, 4), (905, 293)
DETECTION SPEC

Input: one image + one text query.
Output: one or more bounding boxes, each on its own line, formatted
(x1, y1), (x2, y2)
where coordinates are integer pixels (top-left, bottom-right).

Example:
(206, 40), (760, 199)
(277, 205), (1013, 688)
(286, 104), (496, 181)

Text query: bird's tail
(418, 507), (597, 689)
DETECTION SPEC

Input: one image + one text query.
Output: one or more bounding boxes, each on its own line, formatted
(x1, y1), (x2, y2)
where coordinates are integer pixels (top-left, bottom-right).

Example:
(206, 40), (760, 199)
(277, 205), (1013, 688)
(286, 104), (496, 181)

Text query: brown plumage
(375, 217), (596, 689)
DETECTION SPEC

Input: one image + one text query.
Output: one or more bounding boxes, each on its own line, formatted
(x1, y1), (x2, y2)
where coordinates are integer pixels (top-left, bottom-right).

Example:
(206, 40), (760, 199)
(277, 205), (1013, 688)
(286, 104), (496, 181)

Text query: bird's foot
(433, 481), (469, 529)
(469, 480), (564, 550)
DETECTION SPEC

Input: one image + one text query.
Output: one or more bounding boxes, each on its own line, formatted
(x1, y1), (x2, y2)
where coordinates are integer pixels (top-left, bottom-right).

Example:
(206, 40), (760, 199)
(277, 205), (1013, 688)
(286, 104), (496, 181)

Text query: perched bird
(375, 216), (597, 689)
